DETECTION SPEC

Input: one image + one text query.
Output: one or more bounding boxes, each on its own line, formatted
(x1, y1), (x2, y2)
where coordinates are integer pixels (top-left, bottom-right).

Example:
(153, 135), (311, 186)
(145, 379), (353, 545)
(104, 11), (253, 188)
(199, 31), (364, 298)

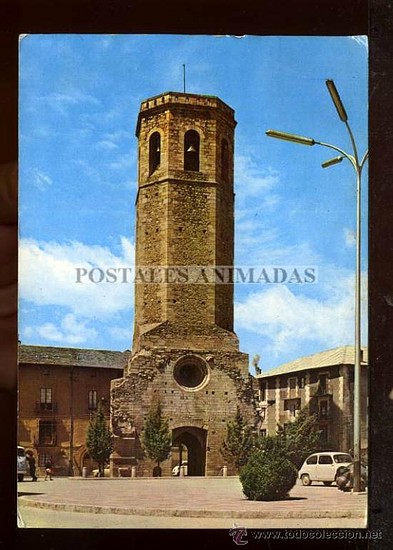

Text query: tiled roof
(18, 344), (129, 370)
(256, 346), (368, 379)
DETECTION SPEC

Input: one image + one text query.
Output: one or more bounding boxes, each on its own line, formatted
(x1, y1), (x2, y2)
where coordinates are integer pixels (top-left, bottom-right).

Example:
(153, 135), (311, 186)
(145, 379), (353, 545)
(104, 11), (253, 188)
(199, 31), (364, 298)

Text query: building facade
(255, 346), (368, 456)
(18, 345), (127, 476)
(110, 92), (256, 477)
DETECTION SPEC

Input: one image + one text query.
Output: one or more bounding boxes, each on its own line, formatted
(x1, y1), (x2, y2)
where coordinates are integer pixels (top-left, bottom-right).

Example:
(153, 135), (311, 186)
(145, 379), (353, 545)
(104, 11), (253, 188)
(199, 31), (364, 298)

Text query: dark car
(17, 446), (28, 482)
(336, 462), (368, 491)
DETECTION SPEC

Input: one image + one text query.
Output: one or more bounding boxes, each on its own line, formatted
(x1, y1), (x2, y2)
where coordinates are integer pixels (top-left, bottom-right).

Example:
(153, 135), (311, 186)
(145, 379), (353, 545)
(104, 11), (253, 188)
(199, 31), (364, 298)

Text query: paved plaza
(18, 476), (367, 529)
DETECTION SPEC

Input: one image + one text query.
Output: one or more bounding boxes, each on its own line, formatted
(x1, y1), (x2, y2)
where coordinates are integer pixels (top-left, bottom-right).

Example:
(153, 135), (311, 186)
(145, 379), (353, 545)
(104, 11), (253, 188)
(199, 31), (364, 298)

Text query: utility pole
(266, 79), (368, 492)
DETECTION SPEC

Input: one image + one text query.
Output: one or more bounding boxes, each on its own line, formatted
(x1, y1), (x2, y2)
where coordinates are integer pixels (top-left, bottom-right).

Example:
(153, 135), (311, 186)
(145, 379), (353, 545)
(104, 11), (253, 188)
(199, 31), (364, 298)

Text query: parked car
(336, 462), (368, 492)
(172, 461), (188, 476)
(17, 446), (28, 482)
(298, 452), (352, 486)
(92, 466), (111, 477)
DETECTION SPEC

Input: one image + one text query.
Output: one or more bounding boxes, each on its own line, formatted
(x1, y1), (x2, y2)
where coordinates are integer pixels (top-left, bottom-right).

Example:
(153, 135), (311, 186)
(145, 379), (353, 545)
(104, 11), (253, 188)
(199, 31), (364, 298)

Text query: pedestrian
(26, 450), (37, 481)
(45, 459), (53, 481)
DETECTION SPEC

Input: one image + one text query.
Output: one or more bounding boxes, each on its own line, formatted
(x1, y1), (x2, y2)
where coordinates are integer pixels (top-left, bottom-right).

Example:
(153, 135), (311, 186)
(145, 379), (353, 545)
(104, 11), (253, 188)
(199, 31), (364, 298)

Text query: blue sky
(19, 34), (368, 373)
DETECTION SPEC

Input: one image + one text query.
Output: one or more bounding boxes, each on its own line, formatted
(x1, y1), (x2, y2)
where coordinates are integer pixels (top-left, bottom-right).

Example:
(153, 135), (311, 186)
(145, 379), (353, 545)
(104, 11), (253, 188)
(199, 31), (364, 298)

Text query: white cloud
(234, 269), (367, 360)
(22, 326), (34, 338)
(37, 91), (101, 116)
(233, 156), (339, 273)
(19, 237), (135, 318)
(235, 155), (280, 200)
(37, 322), (64, 341)
(108, 326), (132, 344)
(74, 159), (100, 180)
(97, 140), (119, 150)
(109, 154), (134, 171)
(24, 314), (98, 345)
(103, 130), (130, 143)
(95, 130), (131, 153)
(234, 155), (306, 266)
(235, 209), (321, 265)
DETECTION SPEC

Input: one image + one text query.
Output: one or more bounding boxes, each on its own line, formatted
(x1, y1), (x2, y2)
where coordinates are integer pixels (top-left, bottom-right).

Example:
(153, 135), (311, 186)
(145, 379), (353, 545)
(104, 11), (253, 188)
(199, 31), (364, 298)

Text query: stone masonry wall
(111, 345), (255, 476)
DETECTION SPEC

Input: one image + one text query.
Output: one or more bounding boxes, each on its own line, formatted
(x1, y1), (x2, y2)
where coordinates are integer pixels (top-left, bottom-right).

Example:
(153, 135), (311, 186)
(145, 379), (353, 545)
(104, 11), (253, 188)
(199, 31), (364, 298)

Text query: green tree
(251, 408), (321, 470)
(253, 433), (286, 455)
(278, 408), (322, 469)
(221, 407), (255, 471)
(86, 402), (113, 477)
(141, 400), (172, 474)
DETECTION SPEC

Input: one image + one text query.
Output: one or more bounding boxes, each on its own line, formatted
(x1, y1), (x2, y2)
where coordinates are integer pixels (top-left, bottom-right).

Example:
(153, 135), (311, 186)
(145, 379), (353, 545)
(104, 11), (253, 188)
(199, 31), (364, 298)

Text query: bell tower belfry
(110, 92), (255, 477)
(133, 92), (236, 348)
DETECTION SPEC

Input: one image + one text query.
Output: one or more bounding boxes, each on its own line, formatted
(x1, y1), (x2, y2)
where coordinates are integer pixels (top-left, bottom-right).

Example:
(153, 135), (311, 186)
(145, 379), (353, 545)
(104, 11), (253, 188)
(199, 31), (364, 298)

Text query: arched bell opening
(184, 130), (200, 171)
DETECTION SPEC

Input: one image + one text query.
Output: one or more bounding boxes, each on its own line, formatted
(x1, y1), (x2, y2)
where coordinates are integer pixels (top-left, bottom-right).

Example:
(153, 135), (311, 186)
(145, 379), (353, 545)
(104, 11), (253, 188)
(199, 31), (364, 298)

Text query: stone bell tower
(110, 92), (255, 477)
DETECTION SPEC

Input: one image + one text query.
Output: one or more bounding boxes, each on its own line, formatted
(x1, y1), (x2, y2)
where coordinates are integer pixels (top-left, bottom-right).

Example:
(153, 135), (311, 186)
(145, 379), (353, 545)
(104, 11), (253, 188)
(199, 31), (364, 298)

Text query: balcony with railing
(34, 401), (58, 413)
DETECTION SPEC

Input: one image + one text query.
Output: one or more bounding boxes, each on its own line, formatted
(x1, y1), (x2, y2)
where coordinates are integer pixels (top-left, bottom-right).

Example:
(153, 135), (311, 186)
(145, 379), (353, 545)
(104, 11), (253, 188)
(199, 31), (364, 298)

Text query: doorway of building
(172, 426), (207, 476)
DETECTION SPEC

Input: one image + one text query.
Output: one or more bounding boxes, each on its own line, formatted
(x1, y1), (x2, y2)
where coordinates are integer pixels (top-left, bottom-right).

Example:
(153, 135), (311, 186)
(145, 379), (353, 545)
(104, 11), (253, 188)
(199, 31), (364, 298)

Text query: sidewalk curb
(18, 497), (366, 519)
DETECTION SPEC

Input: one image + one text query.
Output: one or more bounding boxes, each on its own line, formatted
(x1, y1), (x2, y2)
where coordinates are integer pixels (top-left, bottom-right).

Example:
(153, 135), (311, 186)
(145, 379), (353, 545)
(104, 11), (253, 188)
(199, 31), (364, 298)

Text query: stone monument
(110, 92), (255, 476)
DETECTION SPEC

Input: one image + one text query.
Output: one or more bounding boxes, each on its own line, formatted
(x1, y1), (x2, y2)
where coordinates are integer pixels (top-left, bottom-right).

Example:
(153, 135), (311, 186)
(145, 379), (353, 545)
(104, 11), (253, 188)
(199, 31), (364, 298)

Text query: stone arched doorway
(172, 426), (207, 476)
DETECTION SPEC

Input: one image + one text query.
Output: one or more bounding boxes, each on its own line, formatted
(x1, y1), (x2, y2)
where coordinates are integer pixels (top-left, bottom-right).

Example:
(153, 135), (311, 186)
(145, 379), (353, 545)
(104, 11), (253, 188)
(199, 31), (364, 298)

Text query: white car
(17, 446), (28, 482)
(172, 461), (188, 476)
(92, 466), (111, 477)
(298, 452), (352, 486)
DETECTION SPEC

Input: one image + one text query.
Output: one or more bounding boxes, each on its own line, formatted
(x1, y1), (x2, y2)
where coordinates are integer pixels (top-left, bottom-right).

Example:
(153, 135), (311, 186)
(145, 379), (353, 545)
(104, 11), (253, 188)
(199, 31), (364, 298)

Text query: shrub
(239, 448), (298, 501)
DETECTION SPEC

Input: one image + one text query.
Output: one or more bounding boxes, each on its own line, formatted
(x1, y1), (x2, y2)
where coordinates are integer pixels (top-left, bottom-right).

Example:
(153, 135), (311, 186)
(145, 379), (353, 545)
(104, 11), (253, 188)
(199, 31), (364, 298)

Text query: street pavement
(17, 476), (367, 529)
(18, 506), (367, 529)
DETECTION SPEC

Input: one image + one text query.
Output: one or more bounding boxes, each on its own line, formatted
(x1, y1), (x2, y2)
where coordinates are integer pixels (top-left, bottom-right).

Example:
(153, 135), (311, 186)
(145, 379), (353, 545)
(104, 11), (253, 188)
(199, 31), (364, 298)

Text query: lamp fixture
(321, 155), (344, 168)
(265, 129), (315, 146)
(326, 79), (348, 122)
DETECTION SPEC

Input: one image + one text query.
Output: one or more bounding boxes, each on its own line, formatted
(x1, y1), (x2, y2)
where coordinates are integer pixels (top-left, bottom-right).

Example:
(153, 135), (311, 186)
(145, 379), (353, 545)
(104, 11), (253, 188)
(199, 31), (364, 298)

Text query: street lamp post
(266, 79), (368, 492)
